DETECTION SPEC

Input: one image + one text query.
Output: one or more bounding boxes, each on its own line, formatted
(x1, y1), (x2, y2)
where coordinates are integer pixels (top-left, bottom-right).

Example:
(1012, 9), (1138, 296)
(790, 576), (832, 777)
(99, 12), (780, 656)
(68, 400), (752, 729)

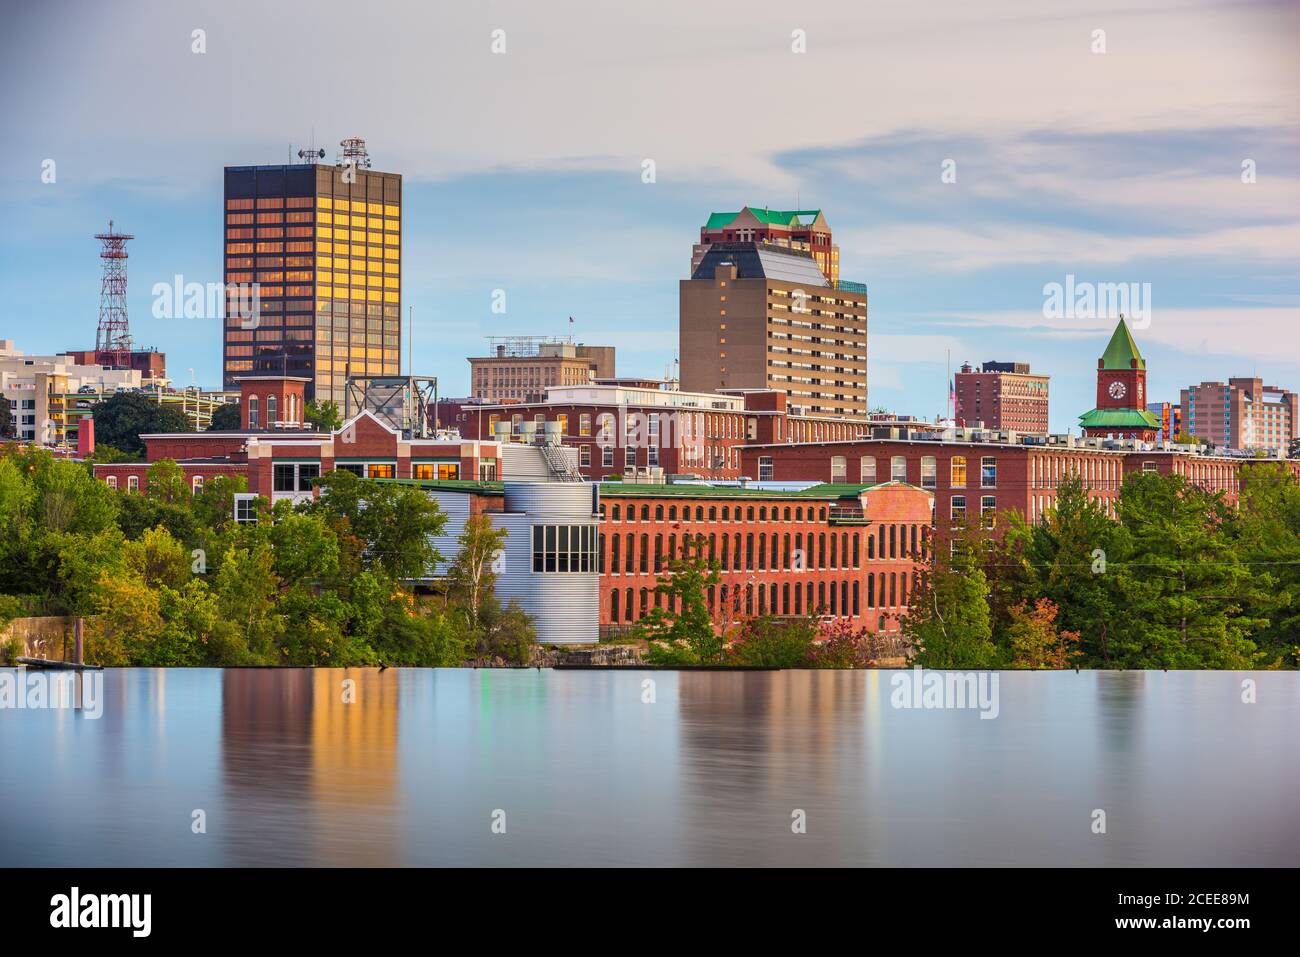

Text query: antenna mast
(94, 220), (134, 369)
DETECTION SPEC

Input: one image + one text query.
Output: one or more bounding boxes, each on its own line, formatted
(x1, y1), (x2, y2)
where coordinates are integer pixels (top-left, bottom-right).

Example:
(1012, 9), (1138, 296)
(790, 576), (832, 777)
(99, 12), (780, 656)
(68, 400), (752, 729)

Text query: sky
(2, 0), (1297, 433)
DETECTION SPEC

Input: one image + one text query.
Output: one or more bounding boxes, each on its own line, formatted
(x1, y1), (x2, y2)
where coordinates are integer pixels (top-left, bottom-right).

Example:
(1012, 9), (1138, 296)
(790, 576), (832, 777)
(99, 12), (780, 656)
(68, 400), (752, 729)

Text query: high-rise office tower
(223, 139), (401, 405)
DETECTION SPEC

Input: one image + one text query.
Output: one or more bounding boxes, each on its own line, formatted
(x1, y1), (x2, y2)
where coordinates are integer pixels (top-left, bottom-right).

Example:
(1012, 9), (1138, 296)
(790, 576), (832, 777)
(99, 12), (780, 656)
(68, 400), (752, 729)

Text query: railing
(540, 441), (584, 482)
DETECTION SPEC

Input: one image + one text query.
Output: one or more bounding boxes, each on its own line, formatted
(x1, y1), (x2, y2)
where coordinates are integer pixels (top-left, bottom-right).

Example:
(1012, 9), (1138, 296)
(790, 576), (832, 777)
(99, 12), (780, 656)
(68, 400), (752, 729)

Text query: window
(579, 414), (591, 437)
(234, 493), (258, 524)
(298, 463), (321, 490)
(267, 395), (278, 425)
(951, 495), (966, 523)
(860, 456), (876, 484)
(921, 456), (936, 489)
(580, 445), (591, 468)
(414, 463), (460, 481)
(981, 456), (997, 488)
(951, 456), (967, 487)
(336, 463), (364, 476)
(532, 524), (598, 573)
(981, 495), (997, 527)
(891, 456), (906, 482)
(247, 396), (259, 428)
(367, 463), (395, 478)
(830, 456), (847, 482)
(625, 446), (636, 468)
(602, 445), (614, 468)
(106, 476), (118, 489)
(1142, 461), (1158, 474)
(758, 456), (774, 481)
(127, 475), (139, 492)
(273, 463), (297, 492)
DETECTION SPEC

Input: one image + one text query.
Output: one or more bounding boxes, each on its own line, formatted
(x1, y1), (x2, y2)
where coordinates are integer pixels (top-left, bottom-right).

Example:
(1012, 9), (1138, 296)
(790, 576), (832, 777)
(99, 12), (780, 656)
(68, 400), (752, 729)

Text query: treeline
(905, 465), (1300, 670)
(0, 447), (535, 667)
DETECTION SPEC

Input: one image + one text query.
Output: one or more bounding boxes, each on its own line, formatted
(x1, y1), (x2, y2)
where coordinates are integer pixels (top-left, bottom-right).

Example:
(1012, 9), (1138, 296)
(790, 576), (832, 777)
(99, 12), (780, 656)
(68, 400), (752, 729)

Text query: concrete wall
(0, 616), (79, 662)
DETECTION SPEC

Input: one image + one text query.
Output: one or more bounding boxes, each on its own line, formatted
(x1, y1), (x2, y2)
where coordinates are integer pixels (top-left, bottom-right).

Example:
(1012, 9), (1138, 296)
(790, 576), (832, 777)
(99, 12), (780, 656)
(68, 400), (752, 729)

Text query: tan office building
(680, 242), (868, 419)
(469, 338), (616, 403)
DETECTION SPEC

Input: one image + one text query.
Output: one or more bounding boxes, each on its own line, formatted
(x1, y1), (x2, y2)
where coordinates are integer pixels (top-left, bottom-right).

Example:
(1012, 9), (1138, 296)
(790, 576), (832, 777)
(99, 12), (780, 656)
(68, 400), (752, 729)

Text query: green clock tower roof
(1100, 317), (1145, 370)
(1078, 407), (1160, 430)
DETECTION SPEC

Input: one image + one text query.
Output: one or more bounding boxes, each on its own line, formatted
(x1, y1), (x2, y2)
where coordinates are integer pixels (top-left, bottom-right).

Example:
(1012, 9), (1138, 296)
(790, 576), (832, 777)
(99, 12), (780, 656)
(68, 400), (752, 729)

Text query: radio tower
(94, 220), (134, 369)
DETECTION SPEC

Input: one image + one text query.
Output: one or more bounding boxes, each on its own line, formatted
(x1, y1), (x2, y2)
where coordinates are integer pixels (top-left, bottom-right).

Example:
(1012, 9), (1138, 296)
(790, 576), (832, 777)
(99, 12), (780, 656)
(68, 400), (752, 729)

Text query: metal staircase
(539, 441), (584, 482)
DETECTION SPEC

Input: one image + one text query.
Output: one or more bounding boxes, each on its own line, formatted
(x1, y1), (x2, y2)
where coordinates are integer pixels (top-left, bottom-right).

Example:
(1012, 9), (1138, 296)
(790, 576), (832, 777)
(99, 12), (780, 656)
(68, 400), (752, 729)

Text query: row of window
(606, 500), (829, 524)
(608, 573), (911, 624)
(604, 526), (925, 575)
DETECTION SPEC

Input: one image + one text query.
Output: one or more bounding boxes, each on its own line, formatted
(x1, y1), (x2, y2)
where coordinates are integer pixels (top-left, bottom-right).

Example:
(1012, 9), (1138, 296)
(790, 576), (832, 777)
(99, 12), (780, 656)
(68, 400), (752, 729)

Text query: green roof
(704, 207), (824, 229)
(374, 478), (505, 495)
(1100, 317), (1145, 371)
(1078, 408), (1160, 429)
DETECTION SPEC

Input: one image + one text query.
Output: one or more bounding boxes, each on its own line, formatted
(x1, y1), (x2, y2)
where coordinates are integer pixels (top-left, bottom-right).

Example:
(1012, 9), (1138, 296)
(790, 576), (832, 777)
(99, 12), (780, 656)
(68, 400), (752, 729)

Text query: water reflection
(0, 668), (1297, 867)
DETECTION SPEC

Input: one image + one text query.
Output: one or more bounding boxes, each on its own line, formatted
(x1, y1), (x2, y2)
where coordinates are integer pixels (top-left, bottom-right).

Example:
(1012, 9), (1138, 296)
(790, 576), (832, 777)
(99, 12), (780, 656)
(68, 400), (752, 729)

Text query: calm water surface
(1, 668), (1297, 866)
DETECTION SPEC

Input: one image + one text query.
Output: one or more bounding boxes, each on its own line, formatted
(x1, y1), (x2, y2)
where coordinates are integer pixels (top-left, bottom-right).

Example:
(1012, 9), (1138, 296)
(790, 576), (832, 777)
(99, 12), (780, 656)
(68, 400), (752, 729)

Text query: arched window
(267, 395), (278, 425)
(192, 475), (204, 493)
(247, 395), (259, 428)
(127, 475), (139, 492)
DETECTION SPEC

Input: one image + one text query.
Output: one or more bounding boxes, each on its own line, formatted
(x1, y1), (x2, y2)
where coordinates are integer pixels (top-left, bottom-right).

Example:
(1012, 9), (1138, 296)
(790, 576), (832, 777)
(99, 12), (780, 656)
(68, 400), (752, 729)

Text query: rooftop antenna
(337, 135), (371, 169)
(94, 220), (134, 369)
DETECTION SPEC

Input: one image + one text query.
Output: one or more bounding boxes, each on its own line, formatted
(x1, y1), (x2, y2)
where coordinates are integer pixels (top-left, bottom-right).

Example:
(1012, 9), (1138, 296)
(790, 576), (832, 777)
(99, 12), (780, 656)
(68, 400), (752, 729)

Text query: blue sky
(2, 0), (1297, 433)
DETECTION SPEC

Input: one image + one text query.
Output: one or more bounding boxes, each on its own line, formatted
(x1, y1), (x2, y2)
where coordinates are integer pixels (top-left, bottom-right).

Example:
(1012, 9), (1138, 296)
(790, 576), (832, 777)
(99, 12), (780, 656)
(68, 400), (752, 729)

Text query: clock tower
(1078, 316), (1159, 441)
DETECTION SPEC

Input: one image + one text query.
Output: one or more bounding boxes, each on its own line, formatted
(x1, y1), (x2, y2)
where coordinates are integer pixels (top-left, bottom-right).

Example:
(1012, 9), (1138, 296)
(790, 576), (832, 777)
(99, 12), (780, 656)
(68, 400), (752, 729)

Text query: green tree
(304, 399), (343, 433)
(305, 469), (445, 582)
(904, 530), (997, 668)
(190, 474), (250, 530)
(445, 513), (507, 628)
(638, 536), (723, 664)
(91, 391), (192, 456)
(1230, 463), (1300, 664)
(471, 595), (537, 665)
(123, 525), (192, 590)
(0, 395), (13, 439)
(729, 615), (816, 667)
(213, 543), (283, 662)
(207, 402), (241, 431)
(1005, 598), (1080, 669)
(145, 458), (189, 504)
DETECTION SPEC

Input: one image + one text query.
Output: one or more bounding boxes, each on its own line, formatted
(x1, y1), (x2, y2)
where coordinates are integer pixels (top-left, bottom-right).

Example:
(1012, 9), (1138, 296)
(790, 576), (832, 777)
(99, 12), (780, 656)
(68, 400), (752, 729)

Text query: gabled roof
(704, 208), (826, 230)
(1100, 317), (1145, 370)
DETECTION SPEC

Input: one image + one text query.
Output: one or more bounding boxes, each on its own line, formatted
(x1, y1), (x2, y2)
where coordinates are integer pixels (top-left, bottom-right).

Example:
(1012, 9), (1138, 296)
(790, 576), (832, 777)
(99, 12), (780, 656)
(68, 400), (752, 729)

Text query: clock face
(1108, 380), (1127, 400)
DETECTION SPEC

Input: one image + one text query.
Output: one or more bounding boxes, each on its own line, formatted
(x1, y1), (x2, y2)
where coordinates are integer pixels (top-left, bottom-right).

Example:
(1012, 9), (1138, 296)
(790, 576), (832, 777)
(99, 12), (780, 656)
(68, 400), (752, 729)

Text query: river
(1, 668), (1296, 866)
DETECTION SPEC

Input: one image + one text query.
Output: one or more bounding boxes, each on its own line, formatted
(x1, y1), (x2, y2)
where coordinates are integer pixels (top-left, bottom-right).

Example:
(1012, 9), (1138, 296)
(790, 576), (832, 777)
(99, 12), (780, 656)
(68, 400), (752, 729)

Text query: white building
(0, 340), (142, 444)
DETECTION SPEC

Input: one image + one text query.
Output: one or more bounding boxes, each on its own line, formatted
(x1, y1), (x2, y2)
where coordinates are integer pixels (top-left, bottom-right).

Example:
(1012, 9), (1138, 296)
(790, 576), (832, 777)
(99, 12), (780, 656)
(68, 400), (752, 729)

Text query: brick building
(468, 337), (616, 403)
(93, 374), (501, 502)
(596, 480), (933, 634)
(954, 361), (1049, 433)
(454, 384), (869, 481)
(740, 428), (1300, 535)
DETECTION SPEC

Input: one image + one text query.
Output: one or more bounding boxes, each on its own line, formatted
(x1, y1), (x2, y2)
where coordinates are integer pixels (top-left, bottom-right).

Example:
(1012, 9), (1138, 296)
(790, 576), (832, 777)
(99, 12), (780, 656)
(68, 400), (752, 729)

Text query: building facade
(680, 246), (868, 419)
(740, 429), (1300, 536)
(954, 361), (1049, 434)
(454, 384), (869, 482)
(1180, 378), (1298, 454)
(468, 337), (615, 402)
(223, 151), (401, 404)
(596, 480), (932, 636)
(1147, 401), (1184, 443)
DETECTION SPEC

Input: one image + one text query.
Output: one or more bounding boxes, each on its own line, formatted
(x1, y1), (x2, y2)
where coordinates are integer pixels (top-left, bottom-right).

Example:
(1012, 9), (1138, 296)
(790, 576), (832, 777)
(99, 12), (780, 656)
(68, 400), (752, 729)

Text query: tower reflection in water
(220, 669), (401, 866)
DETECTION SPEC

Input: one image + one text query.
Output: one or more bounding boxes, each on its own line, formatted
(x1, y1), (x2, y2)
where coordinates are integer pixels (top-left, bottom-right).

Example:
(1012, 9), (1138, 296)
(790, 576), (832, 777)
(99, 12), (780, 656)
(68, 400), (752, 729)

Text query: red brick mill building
(595, 479), (933, 634)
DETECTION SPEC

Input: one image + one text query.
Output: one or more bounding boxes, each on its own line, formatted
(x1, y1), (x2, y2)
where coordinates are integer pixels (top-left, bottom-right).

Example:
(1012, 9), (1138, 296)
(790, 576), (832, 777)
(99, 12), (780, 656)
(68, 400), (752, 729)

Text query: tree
(471, 595), (536, 665)
(304, 469), (445, 582)
(123, 525), (191, 590)
(207, 402), (241, 431)
(904, 531), (997, 668)
(1005, 599), (1080, 669)
(637, 536), (723, 664)
(304, 399), (342, 433)
(445, 514), (507, 628)
(1231, 463), (1300, 664)
(90, 391), (192, 456)
(811, 619), (877, 668)
(191, 474), (249, 529)
(729, 615), (816, 667)
(0, 395), (12, 439)
(213, 543), (283, 662)
(145, 458), (189, 504)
